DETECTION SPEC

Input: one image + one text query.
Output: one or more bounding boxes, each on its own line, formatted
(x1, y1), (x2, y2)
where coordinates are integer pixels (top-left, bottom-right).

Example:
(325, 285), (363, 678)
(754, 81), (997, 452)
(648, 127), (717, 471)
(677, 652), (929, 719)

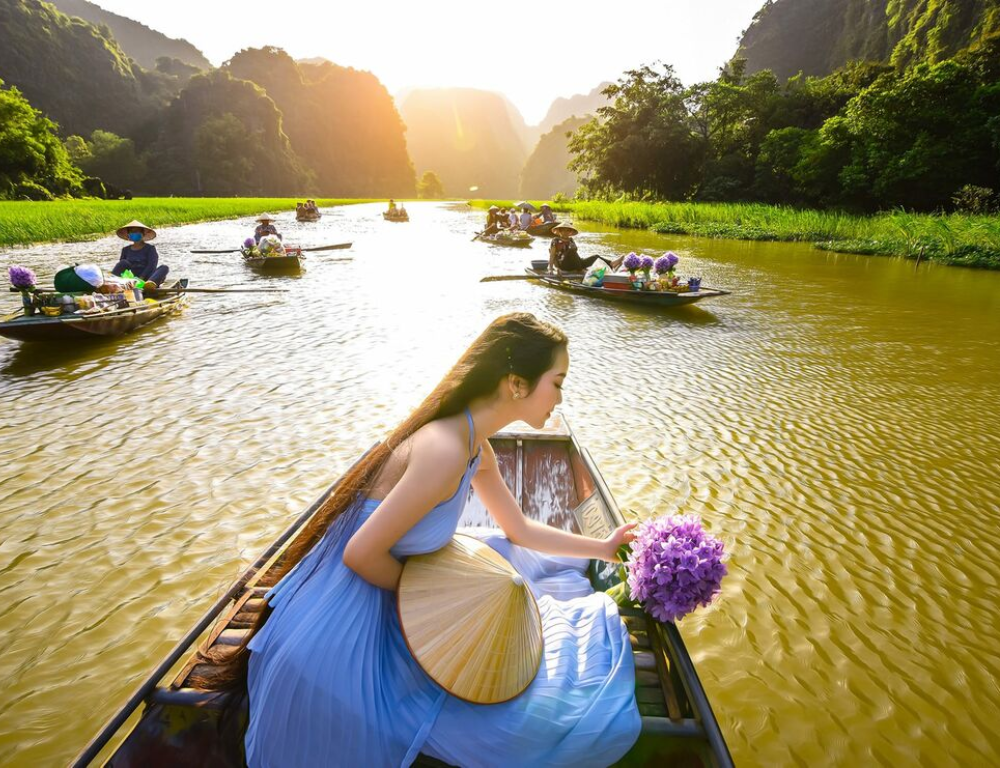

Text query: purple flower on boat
(625, 515), (727, 623)
(8, 265), (37, 289)
(655, 252), (679, 275)
(639, 255), (654, 274)
(243, 237), (256, 248)
(623, 252), (642, 273)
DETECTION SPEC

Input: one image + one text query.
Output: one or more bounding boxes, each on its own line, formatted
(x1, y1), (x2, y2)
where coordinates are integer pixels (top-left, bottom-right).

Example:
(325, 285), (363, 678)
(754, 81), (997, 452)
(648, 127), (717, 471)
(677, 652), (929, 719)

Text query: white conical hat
(397, 534), (543, 704)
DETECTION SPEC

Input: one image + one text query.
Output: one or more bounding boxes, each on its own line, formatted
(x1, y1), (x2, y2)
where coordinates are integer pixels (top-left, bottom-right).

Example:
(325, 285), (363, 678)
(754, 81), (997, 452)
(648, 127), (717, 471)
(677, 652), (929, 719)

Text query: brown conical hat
(115, 220), (157, 241)
(397, 534), (543, 704)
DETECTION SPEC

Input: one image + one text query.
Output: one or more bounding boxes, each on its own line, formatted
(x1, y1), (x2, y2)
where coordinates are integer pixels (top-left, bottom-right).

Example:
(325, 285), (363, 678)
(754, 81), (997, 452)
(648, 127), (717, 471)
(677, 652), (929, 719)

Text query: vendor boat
(524, 261), (730, 308)
(243, 250), (303, 274)
(481, 230), (535, 249)
(73, 415), (733, 768)
(383, 211), (410, 222)
(295, 210), (322, 222)
(0, 280), (189, 343)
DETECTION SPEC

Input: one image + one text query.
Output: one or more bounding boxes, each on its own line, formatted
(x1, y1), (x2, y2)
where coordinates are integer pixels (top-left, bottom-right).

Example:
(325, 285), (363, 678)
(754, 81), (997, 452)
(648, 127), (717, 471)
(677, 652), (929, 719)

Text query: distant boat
(383, 210), (409, 222)
(73, 415), (733, 768)
(481, 230), (534, 249)
(525, 221), (559, 237)
(295, 210), (322, 222)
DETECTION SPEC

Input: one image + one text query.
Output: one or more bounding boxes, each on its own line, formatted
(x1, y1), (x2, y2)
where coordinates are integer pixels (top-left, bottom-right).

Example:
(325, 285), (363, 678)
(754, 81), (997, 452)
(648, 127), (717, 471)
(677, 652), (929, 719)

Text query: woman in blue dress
(239, 312), (641, 766)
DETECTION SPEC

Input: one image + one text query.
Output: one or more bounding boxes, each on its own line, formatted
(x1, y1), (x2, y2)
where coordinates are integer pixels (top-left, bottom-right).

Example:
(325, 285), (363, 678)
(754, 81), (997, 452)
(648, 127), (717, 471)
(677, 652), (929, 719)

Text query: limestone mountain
(48, 0), (211, 71)
(536, 82), (611, 136)
(519, 115), (589, 199)
(398, 88), (530, 198)
(738, 0), (1000, 81)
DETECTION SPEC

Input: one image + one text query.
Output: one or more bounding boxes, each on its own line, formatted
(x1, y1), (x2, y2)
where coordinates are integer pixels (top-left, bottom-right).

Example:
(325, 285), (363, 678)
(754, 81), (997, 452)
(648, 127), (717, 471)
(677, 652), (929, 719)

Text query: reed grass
(470, 200), (1000, 269)
(0, 198), (378, 248)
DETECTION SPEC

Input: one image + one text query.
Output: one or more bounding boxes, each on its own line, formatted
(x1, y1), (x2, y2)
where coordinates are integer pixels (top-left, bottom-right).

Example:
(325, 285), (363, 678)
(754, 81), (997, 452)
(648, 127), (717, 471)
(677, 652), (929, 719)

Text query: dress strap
(464, 408), (476, 460)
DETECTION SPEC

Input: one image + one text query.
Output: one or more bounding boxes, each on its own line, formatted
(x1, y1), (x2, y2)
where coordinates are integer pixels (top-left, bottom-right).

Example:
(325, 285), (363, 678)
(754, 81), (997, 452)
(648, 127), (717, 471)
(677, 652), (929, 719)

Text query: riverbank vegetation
(470, 200), (1000, 269)
(0, 199), (373, 247)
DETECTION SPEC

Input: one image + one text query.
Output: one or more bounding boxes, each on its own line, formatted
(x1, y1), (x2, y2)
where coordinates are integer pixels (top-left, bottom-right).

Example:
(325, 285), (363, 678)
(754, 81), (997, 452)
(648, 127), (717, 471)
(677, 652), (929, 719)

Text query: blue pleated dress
(245, 411), (640, 767)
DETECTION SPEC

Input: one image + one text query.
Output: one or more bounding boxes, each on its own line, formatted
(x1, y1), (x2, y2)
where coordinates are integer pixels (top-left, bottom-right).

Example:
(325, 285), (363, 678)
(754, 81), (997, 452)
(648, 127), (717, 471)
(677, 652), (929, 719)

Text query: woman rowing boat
(111, 220), (170, 290)
(213, 313), (642, 766)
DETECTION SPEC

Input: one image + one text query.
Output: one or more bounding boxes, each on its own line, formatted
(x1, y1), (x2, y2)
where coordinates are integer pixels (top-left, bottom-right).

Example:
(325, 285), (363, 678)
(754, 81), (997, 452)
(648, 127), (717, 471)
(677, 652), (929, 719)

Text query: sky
(91, 0), (765, 125)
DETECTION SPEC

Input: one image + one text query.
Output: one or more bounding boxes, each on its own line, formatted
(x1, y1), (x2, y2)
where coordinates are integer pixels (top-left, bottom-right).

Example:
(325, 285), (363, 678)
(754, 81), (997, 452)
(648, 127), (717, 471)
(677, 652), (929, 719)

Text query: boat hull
(295, 213), (322, 222)
(0, 288), (186, 343)
(482, 233), (534, 248)
(526, 269), (729, 307)
(383, 212), (409, 222)
(525, 221), (558, 237)
(244, 255), (303, 273)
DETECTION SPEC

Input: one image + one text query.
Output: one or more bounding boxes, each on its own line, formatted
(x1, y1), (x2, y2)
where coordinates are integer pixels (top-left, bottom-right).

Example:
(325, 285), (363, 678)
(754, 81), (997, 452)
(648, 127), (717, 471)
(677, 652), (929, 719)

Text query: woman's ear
(508, 374), (526, 400)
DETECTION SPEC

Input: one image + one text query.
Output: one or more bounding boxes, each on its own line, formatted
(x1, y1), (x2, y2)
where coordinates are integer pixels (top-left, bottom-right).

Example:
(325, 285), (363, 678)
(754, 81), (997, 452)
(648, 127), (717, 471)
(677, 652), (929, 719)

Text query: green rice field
(472, 200), (1000, 269)
(0, 198), (377, 247)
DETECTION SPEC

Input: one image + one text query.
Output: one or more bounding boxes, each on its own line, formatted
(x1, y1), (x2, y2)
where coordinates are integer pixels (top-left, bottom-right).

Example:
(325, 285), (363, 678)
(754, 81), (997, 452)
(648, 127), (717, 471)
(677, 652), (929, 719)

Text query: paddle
(190, 242), (351, 254)
(471, 231), (484, 242)
(480, 274), (541, 282)
(150, 287), (289, 294)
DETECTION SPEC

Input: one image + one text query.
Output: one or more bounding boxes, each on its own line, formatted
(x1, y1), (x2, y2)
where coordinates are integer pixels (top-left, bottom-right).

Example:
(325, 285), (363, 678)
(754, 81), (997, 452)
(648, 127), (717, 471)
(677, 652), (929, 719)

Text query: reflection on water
(1, 203), (999, 765)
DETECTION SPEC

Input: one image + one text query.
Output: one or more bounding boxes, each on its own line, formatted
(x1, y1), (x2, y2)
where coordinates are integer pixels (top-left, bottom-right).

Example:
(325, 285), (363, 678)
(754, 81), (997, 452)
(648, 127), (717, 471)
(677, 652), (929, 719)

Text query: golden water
(0, 203), (998, 766)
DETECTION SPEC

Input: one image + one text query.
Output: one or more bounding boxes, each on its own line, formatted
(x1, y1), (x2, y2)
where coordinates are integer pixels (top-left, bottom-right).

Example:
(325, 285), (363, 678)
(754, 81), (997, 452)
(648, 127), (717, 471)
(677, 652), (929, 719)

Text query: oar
(471, 231), (484, 242)
(301, 243), (351, 252)
(481, 274), (542, 282)
(190, 248), (238, 254)
(150, 287), (289, 294)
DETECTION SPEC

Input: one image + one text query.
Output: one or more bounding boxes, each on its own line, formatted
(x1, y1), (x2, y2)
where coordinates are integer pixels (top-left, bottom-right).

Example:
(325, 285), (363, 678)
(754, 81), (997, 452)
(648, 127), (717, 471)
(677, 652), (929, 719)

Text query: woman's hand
(601, 522), (638, 562)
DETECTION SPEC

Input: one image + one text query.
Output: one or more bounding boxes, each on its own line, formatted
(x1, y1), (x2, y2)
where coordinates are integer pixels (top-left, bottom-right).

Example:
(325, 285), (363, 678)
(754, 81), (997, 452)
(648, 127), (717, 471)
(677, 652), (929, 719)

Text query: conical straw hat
(115, 220), (157, 241)
(397, 534), (543, 704)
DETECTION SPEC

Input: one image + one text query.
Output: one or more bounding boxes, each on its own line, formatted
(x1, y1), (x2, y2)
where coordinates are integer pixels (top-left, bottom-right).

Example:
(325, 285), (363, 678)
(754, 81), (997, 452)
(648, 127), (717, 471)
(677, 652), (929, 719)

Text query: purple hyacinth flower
(623, 252), (642, 272)
(624, 515), (727, 623)
(8, 265), (37, 289)
(639, 255), (655, 272)
(243, 237), (256, 248)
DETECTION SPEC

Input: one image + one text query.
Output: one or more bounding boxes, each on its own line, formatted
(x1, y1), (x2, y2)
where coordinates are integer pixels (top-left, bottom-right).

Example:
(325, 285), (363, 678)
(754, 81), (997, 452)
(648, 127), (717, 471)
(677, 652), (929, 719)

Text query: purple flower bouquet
(8, 265), (37, 290)
(608, 515), (727, 623)
(623, 252), (642, 275)
(654, 252), (679, 276)
(639, 254), (655, 279)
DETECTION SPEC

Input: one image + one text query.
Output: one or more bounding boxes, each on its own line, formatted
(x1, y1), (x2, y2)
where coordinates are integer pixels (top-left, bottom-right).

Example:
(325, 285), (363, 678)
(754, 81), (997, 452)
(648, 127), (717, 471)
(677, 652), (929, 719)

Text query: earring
(513, 392), (520, 399)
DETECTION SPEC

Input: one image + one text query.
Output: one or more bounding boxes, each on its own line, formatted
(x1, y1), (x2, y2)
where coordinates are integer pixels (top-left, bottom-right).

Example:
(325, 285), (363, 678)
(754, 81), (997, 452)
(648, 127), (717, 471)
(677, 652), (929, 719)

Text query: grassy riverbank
(0, 198), (378, 247)
(471, 200), (1000, 269)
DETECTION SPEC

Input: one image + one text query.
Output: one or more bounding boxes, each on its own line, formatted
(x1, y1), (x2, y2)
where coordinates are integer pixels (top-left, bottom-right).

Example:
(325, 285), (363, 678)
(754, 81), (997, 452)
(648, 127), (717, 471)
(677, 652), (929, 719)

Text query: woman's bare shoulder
(410, 416), (468, 466)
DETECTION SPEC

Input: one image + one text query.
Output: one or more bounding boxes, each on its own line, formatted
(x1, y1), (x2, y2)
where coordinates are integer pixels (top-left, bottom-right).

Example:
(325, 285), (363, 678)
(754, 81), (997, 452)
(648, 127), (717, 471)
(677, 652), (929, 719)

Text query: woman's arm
(141, 246), (159, 280)
(343, 427), (468, 590)
(472, 442), (635, 562)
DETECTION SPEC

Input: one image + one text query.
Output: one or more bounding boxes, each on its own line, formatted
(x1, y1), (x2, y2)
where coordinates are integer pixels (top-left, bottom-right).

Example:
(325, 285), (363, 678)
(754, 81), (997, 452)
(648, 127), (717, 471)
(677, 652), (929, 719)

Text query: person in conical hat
(234, 312), (642, 767)
(548, 224), (624, 275)
(111, 220), (169, 290)
(253, 214), (281, 244)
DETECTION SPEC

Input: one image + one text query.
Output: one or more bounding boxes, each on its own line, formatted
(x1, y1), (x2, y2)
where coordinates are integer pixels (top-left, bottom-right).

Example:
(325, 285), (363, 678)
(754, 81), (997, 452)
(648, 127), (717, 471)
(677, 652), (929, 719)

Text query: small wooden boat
(0, 280), (188, 343)
(525, 262), (729, 308)
(243, 251), (303, 274)
(74, 416), (733, 768)
(295, 211), (322, 222)
(525, 220), (559, 237)
(481, 230), (535, 249)
(383, 211), (409, 222)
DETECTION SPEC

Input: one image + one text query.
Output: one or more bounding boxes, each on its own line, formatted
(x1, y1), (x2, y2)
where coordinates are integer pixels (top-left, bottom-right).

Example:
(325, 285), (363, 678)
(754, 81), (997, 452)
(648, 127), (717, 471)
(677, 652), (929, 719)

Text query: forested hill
(738, 0), (1000, 80)
(226, 47), (415, 197)
(0, 0), (179, 136)
(48, 0), (211, 71)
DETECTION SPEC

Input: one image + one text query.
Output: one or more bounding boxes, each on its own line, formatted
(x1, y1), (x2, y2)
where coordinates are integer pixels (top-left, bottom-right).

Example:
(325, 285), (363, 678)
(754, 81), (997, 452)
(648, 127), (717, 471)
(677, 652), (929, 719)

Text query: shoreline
(0, 199), (379, 249)
(469, 200), (1000, 270)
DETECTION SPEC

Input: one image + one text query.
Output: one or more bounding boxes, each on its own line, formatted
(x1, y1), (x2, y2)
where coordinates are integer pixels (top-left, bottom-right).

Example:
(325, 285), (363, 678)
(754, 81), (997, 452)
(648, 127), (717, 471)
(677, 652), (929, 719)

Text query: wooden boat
(525, 262), (729, 308)
(525, 220), (559, 237)
(295, 210), (322, 222)
(383, 211), (409, 222)
(74, 416), (733, 768)
(0, 280), (188, 343)
(243, 251), (303, 274)
(481, 230), (535, 249)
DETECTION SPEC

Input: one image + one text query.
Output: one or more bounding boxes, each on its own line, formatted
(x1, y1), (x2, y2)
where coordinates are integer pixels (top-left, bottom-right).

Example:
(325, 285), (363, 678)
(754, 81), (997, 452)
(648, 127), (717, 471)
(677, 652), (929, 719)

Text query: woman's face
(518, 346), (568, 428)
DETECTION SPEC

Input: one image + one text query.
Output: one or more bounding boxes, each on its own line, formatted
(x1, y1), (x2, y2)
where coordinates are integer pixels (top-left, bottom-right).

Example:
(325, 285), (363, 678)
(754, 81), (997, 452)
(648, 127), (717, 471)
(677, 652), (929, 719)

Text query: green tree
(568, 64), (705, 199)
(65, 130), (147, 191)
(416, 170), (444, 199)
(0, 79), (83, 198)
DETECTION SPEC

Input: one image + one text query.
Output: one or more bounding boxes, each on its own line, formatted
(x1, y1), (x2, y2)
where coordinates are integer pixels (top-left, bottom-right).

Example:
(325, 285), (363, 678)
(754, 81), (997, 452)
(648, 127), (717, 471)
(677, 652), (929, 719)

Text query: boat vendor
(519, 206), (534, 230)
(547, 224), (624, 275)
(306, 199), (318, 213)
(497, 207), (510, 228)
(112, 220), (169, 290)
(539, 204), (557, 224)
(508, 207), (520, 229)
(483, 205), (502, 236)
(388, 199), (397, 212)
(254, 214), (282, 244)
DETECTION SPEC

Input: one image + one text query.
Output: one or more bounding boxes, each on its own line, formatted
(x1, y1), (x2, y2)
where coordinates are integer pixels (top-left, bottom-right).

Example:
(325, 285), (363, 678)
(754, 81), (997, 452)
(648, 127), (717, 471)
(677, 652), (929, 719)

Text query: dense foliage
(0, 0), (180, 137)
(416, 171), (445, 199)
(0, 80), (83, 200)
(49, 0), (211, 71)
(226, 48), (415, 197)
(738, 0), (1000, 82)
(569, 37), (1000, 212)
